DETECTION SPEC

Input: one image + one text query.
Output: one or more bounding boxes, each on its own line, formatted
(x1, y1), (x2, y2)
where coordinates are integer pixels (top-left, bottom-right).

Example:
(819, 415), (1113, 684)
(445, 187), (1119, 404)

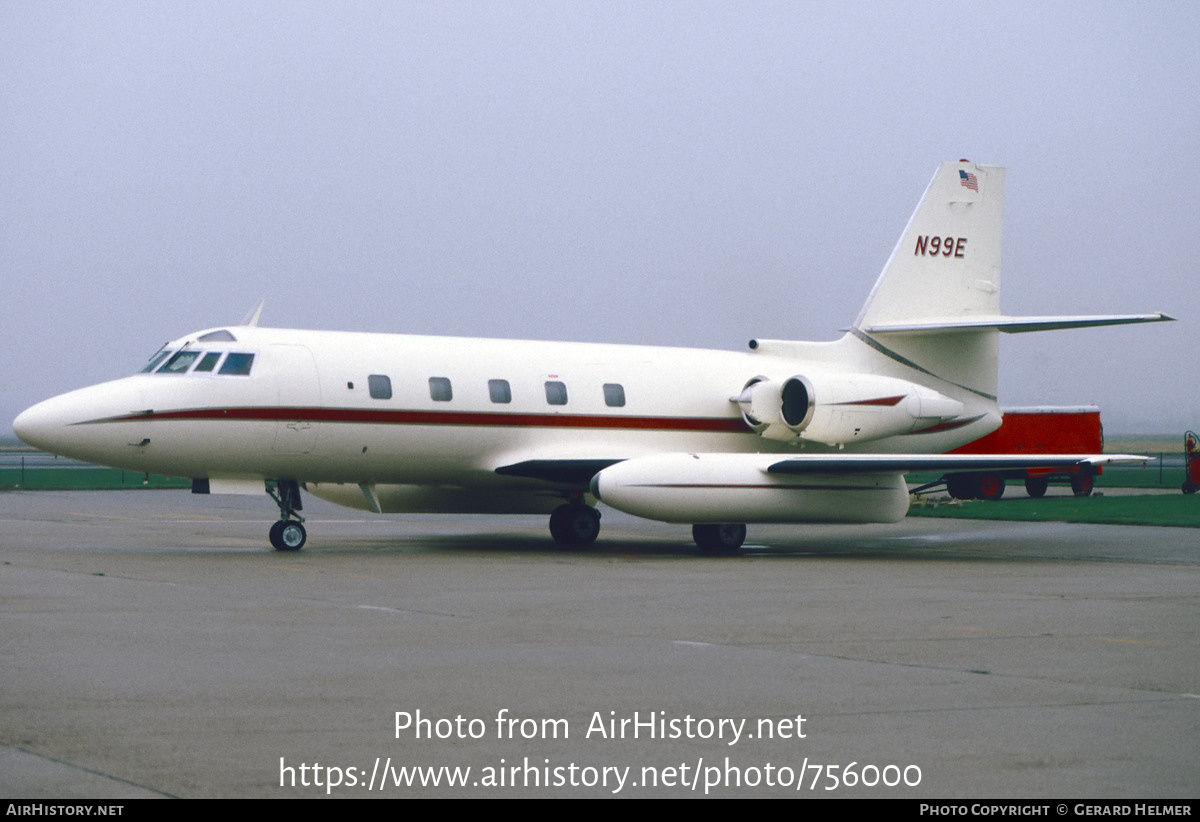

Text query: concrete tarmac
(1, 489), (1197, 798)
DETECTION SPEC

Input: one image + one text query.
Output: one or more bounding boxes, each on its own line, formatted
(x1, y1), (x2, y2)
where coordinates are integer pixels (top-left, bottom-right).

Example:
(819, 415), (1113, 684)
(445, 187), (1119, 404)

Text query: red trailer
(938, 406), (1104, 500)
(1184, 431), (1199, 494)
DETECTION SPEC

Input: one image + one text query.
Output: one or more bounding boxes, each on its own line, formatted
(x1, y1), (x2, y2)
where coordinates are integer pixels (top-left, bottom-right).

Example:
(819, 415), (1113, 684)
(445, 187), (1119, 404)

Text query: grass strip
(909, 494), (1200, 528)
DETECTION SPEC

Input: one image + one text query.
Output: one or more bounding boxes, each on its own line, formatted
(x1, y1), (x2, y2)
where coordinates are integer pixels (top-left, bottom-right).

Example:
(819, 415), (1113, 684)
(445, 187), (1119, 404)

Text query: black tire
(549, 504), (600, 546)
(271, 520), (306, 551)
(1070, 472), (1094, 497)
(1025, 476), (1049, 498)
(976, 473), (1005, 501)
(946, 474), (976, 500)
(693, 523), (747, 554)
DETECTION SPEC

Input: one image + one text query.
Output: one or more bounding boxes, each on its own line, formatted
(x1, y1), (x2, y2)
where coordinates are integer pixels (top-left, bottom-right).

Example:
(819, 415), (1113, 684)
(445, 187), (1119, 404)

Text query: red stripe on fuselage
(832, 395), (906, 407)
(90, 406), (751, 433)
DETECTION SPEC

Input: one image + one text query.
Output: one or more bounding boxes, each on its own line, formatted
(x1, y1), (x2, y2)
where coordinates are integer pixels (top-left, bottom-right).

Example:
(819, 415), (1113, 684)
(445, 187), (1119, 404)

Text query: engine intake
(737, 373), (963, 445)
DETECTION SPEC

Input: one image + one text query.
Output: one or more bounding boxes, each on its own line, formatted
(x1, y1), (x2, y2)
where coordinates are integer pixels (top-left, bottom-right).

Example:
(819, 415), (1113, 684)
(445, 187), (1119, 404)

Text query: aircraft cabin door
(271, 343), (321, 454)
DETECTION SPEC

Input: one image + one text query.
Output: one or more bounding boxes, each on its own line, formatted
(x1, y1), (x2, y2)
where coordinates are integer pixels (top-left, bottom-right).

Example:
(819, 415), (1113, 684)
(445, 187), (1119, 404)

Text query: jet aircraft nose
(12, 379), (148, 464)
(13, 397), (68, 453)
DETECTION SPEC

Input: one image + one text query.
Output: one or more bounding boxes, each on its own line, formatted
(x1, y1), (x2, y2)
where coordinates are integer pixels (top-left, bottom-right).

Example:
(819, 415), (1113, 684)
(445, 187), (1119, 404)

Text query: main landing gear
(549, 501), (601, 547)
(267, 480), (306, 551)
(692, 523), (747, 554)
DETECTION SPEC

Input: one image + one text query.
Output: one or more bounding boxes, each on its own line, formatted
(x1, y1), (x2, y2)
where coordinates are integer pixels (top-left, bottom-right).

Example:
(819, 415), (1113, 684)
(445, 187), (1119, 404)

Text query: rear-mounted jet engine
(736, 374), (964, 445)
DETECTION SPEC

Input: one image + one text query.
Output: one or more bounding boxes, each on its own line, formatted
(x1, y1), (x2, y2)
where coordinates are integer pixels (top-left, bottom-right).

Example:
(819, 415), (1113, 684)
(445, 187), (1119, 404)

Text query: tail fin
(854, 161), (1004, 330)
(849, 161), (1170, 400)
(851, 161), (1005, 399)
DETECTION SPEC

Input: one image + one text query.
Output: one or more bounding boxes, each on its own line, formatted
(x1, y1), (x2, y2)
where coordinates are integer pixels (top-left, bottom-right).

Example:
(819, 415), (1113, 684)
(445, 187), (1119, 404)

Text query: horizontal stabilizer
(767, 453), (1149, 475)
(864, 313), (1174, 335)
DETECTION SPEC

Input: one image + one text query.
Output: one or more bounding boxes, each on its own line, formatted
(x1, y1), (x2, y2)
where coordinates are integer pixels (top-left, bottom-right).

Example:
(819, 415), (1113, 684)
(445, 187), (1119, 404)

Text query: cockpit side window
(194, 352), (222, 372)
(158, 350), (201, 374)
(218, 353), (255, 375)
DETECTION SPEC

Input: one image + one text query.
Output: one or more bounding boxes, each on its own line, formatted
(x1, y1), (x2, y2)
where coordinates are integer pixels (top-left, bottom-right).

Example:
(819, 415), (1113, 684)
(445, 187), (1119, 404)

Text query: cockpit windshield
(140, 347), (173, 373)
(138, 345), (255, 377)
(160, 350), (201, 373)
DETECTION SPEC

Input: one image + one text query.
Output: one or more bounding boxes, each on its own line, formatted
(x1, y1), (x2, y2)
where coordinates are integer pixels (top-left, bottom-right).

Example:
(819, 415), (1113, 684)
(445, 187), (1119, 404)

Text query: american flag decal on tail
(958, 169), (979, 192)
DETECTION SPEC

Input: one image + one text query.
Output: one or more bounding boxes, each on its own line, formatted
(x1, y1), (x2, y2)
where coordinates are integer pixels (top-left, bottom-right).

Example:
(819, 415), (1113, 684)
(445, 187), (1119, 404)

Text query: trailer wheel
(946, 474), (976, 500)
(1071, 472), (1094, 497)
(1025, 477), (1049, 498)
(976, 473), (1005, 501)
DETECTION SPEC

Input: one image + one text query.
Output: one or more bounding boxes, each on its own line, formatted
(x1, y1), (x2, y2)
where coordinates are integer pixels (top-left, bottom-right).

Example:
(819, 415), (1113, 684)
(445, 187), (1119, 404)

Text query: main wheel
(692, 523), (747, 554)
(549, 504), (600, 546)
(1025, 476), (1049, 498)
(270, 519), (306, 551)
(1070, 472), (1094, 497)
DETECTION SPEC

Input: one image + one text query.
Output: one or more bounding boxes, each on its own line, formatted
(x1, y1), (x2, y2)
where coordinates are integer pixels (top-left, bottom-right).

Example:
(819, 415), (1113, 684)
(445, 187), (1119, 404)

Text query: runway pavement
(1, 489), (1196, 798)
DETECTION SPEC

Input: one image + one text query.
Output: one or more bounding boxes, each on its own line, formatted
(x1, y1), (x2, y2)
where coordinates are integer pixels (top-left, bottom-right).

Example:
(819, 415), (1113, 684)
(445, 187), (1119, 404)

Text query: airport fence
(1098, 454), (1188, 490)
(0, 451), (189, 490)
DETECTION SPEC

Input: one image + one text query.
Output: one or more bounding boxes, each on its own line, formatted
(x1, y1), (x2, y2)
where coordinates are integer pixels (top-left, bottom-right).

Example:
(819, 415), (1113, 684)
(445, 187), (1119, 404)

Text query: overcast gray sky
(2, 1), (1196, 435)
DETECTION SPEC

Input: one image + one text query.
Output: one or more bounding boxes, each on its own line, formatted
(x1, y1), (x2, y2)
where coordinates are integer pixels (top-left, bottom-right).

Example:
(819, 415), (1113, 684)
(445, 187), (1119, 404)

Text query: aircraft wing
(765, 453), (1150, 474)
(501, 452), (1151, 487)
(590, 451), (1151, 526)
(495, 458), (625, 485)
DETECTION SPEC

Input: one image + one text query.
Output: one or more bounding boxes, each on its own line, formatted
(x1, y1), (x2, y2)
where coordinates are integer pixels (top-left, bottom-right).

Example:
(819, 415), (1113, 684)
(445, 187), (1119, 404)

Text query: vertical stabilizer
(851, 161), (1005, 399)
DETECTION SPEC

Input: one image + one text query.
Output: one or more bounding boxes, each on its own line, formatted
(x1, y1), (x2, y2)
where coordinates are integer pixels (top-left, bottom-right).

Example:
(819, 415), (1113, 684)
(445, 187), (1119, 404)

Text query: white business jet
(13, 161), (1170, 552)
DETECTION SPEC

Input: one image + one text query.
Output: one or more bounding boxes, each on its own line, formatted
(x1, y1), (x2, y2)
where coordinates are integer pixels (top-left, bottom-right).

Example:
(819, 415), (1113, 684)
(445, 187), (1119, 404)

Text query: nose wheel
(266, 480), (306, 551)
(269, 519), (307, 551)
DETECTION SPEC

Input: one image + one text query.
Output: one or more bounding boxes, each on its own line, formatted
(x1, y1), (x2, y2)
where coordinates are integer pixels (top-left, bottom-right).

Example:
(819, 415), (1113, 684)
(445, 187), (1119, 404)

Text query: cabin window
(158, 350), (201, 374)
(429, 377), (453, 402)
(194, 352), (222, 373)
(544, 381), (568, 406)
(368, 374), (392, 400)
(488, 379), (512, 404)
(603, 383), (626, 407)
(218, 353), (255, 376)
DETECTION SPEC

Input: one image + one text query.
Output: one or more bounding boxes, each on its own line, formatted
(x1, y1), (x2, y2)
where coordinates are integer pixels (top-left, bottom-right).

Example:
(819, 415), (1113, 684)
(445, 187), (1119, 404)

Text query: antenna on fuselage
(240, 300), (265, 327)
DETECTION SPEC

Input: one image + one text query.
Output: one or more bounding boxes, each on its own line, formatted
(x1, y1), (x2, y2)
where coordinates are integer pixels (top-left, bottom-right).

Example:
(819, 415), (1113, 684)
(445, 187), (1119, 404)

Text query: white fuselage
(13, 324), (999, 506)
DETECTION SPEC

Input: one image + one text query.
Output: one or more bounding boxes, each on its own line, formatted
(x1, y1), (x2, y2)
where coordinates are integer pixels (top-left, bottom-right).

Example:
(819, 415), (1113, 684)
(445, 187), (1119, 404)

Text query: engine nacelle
(591, 453), (910, 524)
(736, 373), (964, 445)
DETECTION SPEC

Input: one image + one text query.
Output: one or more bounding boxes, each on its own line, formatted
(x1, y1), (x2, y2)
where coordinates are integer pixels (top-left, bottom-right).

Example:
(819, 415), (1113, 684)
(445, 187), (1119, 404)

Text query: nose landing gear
(267, 480), (306, 551)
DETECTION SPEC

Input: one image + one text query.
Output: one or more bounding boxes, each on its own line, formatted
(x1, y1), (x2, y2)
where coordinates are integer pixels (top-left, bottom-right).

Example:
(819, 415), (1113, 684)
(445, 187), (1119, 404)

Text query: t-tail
(850, 160), (1170, 401)
(738, 160), (1170, 450)
(851, 160), (1005, 400)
